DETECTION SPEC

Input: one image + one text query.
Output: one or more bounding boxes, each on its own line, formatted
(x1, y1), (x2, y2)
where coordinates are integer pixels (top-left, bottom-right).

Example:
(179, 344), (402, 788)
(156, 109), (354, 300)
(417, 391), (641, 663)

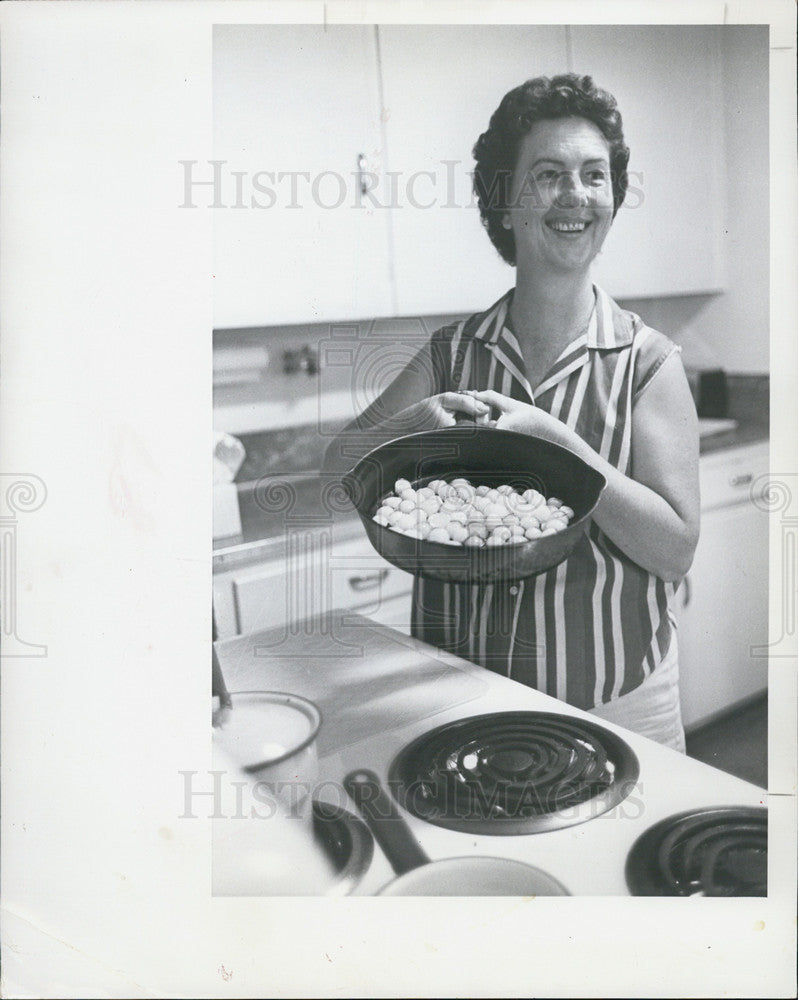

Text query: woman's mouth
(546, 219), (591, 234)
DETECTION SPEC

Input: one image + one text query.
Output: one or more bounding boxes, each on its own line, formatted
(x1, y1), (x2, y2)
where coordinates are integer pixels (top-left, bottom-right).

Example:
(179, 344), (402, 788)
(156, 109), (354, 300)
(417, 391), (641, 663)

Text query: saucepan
(344, 769), (569, 896)
(212, 691), (332, 896)
(341, 425), (606, 583)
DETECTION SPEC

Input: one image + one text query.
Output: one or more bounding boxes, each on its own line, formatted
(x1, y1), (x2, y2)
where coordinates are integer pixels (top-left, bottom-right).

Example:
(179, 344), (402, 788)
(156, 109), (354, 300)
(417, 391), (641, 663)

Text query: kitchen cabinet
(376, 25), (569, 316)
(377, 24), (727, 311)
(212, 25), (392, 327)
(213, 24), (727, 326)
(212, 532), (413, 638)
(356, 591), (413, 635)
(568, 25), (726, 298)
(675, 442), (769, 731)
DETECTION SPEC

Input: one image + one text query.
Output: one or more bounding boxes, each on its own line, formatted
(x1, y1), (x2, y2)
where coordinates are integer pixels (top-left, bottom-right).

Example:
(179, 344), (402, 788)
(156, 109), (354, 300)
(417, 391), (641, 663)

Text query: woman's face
(503, 116), (614, 275)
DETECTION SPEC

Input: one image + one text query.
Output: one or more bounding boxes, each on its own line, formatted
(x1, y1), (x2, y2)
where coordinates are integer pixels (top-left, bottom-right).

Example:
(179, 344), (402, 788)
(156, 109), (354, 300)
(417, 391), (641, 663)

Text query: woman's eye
(586, 170), (608, 185)
(535, 170), (557, 182)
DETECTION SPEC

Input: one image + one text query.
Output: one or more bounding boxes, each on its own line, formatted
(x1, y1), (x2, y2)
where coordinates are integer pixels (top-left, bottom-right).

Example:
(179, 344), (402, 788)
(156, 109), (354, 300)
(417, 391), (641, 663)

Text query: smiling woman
(504, 118), (615, 277)
(323, 73), (700, 752)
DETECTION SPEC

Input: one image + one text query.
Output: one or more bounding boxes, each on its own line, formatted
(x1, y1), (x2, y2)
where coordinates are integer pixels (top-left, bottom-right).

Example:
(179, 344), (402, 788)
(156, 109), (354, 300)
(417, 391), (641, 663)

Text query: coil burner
(625, 807), (767, 896)
(388, 711), (640, 835)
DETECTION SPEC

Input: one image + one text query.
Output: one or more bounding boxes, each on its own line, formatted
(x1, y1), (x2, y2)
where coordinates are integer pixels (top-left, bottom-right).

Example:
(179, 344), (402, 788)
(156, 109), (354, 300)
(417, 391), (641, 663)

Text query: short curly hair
(472, 73), (630, 266)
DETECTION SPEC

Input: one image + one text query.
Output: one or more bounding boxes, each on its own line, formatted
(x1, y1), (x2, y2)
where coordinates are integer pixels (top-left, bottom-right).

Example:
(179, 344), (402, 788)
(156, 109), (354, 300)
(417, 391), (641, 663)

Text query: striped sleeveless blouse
(411, 285), (682, 711)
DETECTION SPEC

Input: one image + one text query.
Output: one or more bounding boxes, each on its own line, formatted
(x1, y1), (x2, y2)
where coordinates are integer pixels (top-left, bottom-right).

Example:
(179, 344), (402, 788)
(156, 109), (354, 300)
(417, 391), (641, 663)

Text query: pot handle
(344, 769), (429, 876)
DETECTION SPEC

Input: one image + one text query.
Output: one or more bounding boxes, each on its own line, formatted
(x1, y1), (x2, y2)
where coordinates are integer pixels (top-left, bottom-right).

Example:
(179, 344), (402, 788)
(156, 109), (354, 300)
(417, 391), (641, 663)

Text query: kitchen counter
(213, 497), (365, 571)
(697, 374), (768, 454)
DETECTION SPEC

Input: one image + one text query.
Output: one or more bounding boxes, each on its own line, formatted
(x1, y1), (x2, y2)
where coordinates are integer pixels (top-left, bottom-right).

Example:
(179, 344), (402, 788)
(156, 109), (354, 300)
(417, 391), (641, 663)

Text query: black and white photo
(1, 3), (795, 997)
(211, 22), (770, 898)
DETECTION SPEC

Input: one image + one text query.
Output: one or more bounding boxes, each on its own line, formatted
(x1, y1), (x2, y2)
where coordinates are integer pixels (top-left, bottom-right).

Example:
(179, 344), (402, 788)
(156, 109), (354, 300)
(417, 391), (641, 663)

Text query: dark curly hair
(472, 73), (630, 266)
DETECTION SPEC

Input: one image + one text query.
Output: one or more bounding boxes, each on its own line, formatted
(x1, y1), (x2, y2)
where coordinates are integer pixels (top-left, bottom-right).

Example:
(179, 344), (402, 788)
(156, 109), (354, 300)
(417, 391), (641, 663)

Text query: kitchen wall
(213, 312), (466, 435)
(620, 27), (769, 374)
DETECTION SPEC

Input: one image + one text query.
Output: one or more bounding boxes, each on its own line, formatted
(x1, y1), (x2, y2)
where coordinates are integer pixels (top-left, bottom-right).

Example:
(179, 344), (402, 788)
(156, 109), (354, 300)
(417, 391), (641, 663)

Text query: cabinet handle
(730, 472), (753, 488)
(348, 568), (389, 592)
(357, 153), (369, 196)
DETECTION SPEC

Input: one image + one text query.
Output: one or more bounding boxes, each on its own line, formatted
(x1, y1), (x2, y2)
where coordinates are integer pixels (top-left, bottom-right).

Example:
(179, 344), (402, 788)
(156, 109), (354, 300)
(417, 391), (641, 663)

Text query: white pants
(588, 630), (687, 753)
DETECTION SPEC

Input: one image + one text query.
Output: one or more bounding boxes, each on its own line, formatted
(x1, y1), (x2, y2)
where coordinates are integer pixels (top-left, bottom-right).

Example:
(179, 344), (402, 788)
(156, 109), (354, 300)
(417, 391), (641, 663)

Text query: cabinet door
(378, 25), (569, 316)
(213, 25), (391, 327)
(675, 500), (768, 731)
(328, 542), (413, 627)
(569, 25), (725, 298)
(228, 534), (413, 636)
(355, 592), (413, 636)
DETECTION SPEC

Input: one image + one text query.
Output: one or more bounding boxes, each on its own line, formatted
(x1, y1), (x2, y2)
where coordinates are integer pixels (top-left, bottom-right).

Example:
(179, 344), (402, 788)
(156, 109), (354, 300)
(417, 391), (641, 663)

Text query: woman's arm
(321, 341), (489, 476)
(475, 353), (700, 582)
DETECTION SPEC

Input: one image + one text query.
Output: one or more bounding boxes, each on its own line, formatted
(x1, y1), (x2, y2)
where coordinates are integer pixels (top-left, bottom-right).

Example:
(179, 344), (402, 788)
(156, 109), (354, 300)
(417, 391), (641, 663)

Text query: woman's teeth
(547, 221), (588, 233)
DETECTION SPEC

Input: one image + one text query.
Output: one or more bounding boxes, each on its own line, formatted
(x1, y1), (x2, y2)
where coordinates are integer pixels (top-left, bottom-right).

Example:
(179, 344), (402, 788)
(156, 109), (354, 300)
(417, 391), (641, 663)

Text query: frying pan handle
(344, 769), (430, 876)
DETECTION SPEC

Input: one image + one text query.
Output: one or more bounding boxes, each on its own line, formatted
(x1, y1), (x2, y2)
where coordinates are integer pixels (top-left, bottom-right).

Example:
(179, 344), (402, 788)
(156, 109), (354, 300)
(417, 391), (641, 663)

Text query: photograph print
(209, 22), (770, 899)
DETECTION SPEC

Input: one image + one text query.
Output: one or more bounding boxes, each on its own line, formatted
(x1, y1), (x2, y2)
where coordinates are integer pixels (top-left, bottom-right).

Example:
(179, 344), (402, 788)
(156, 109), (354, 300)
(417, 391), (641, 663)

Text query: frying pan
(341, 426), (606, 583)
(344, 769), (569, 896)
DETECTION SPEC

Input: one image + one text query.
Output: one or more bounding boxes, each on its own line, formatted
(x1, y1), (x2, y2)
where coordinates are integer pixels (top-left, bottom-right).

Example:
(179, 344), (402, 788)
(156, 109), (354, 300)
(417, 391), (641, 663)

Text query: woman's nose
(554, 174), (589, 208)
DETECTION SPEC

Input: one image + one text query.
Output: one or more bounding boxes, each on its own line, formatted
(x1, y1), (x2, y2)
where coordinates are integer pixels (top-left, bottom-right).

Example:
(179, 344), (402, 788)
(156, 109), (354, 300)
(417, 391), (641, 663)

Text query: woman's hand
(322, 391), (491, 475)
(392, 392), (492, 433)
(473, 390), (574, 447)
(475, 369), (700, 584)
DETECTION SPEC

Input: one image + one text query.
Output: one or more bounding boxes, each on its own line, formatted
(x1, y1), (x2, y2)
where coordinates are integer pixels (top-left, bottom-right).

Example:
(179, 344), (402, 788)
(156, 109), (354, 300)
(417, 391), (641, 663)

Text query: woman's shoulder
(595, 287), (682, 399)
(631, 315), (680, 364)
(594, 286), (675, 349)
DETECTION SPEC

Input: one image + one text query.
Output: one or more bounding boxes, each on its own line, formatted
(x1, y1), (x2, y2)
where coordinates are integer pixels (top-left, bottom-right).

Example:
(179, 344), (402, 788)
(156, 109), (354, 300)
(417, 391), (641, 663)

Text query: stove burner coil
(387, 711), (640, 835)
(625, 807), (767, 896)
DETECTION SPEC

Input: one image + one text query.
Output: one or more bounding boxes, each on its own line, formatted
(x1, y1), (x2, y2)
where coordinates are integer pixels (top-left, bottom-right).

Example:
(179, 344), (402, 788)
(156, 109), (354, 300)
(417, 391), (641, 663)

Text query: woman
(324, 74), (700, 751)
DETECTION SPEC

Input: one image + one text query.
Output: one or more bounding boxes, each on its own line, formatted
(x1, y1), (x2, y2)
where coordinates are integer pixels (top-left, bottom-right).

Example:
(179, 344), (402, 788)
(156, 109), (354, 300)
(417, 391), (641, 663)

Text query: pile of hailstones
(372, 477), (575, 547)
